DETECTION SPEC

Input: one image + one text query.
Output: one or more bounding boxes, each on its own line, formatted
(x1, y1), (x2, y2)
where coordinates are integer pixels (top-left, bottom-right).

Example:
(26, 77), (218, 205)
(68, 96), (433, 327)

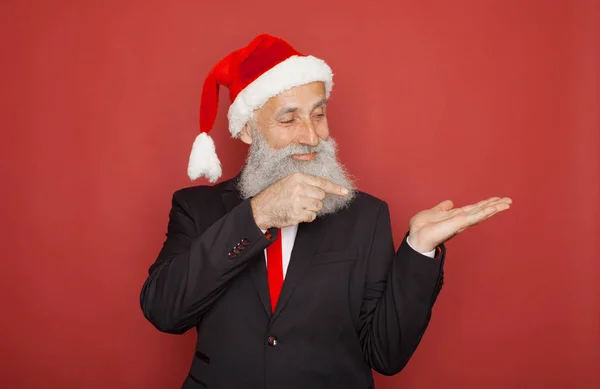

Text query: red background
(1, 0), (598, 388)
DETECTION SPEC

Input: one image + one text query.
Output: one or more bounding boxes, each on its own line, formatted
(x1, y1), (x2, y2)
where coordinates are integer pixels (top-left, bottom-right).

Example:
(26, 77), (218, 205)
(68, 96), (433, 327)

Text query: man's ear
(238, 124), (253, 145)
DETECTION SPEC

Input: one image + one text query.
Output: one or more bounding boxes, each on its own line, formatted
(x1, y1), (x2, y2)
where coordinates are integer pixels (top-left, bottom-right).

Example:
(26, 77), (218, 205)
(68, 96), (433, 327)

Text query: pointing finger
(304, 175), (349, 196)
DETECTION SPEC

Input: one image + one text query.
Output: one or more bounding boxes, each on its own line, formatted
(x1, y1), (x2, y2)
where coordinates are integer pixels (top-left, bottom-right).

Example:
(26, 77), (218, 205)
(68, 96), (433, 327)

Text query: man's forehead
(262, 82), (327, 113)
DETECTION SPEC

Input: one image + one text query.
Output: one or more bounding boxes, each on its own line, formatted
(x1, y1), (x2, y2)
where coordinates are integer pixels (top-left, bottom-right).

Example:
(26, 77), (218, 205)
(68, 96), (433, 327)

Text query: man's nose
(298, 119), (319, 147)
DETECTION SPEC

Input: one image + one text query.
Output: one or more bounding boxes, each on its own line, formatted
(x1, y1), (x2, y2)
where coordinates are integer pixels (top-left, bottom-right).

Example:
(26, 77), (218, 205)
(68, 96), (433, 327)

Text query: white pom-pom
(187, 133), (222, 182)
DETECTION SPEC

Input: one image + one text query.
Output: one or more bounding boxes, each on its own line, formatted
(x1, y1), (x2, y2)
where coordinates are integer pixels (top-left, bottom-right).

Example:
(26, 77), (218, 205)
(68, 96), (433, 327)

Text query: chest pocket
(311, 248), (357, 265)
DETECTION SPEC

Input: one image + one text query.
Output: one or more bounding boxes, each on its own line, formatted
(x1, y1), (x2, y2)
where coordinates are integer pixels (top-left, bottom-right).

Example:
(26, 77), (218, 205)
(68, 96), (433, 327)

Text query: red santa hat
(187, 34), (334, 182)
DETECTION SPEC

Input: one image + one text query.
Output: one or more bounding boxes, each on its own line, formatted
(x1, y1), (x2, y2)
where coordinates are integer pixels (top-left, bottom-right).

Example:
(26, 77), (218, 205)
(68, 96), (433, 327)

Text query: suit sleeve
(139, 191), (274, 334)
(358, 201), (445, 375)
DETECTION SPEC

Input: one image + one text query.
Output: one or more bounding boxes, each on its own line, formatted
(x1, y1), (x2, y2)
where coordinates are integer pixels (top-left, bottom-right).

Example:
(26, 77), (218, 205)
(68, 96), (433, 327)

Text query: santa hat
(187, 33), (334, 182)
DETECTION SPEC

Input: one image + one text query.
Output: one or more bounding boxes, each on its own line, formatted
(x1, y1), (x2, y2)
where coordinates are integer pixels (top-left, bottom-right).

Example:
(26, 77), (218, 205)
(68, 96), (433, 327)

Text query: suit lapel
(247, 252), (272, 316)
(220, 176), (243, 212)
(271, 215), (326, 322)
(219, 174), (329, 320)
(220, 175), (271, 317)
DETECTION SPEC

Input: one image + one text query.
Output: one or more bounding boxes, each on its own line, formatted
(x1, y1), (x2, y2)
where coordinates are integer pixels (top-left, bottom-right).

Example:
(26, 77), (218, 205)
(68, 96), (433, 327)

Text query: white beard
(237, 124), (357, 216)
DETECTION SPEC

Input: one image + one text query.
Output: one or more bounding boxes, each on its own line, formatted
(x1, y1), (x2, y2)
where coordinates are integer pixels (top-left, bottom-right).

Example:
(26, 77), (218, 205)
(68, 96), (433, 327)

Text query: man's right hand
(250, 172), (349, 230)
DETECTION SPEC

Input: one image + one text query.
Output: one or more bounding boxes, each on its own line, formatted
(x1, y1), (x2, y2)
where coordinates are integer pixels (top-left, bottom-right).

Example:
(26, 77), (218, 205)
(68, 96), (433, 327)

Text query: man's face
(239, 81), (329, 158)
(236, 82), (356, 216)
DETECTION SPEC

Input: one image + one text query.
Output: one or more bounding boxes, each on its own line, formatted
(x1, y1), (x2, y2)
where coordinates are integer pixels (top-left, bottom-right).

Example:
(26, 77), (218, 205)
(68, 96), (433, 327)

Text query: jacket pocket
(185, 374), (206, 388)
(311, 248), (357, 265)
(195, 350), (210, 364)
(187, 350), (210, 388)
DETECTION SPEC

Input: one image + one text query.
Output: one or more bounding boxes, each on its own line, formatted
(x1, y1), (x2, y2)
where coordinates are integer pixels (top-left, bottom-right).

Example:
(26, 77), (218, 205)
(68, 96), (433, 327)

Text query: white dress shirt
(263, 225), (436, 278)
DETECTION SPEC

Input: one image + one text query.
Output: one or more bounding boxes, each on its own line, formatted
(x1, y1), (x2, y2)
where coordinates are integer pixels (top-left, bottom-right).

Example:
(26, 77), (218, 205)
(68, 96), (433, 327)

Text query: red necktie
(266, 228), (283, 313)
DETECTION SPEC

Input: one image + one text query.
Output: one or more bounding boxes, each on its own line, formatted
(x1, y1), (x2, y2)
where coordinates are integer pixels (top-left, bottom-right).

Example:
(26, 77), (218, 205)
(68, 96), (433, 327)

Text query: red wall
(1, 1), (598, 388)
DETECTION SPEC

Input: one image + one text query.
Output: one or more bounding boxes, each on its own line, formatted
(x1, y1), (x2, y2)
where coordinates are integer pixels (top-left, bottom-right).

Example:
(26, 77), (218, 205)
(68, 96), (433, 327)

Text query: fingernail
(341, 188), (349, 195)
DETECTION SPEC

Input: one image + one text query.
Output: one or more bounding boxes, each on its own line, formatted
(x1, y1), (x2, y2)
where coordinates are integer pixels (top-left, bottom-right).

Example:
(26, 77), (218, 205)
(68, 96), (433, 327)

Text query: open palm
(408, 197), (513, 253)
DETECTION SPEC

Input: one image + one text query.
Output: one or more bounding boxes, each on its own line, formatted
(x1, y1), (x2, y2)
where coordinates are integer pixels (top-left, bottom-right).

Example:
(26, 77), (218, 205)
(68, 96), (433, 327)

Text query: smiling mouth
(292, 153), (317, 161)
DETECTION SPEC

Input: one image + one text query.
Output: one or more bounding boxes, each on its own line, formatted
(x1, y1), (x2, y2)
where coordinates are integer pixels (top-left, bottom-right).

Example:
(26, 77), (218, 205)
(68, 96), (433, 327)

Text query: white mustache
(275, 143), (322, 158)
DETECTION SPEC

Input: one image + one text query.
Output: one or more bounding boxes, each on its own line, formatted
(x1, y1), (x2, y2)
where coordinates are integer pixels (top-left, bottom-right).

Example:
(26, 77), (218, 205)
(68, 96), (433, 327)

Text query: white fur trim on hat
(187, 132), (222, 182)
(227, 55), (333, 138)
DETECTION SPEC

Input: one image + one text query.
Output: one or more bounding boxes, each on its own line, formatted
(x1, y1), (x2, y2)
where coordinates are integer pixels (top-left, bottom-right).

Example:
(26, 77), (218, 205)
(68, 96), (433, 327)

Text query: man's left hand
(408, 197), (513, 253)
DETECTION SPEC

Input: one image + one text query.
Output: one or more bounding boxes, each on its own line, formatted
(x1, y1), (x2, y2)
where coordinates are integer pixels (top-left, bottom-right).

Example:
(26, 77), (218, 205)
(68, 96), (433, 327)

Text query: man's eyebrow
(311, 98), (327, 111)
(276, 106), (299, 117)
(275, 98), (328, 118)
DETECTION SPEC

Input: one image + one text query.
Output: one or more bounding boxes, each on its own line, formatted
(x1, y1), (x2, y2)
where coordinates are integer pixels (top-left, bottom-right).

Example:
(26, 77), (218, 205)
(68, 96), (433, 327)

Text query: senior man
(140, 34), (512, 389)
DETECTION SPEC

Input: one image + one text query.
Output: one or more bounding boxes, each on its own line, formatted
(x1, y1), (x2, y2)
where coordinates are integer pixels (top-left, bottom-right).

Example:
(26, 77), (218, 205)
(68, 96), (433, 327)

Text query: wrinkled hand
(251, 172), (349, 230)
(408, 197), (513, 253)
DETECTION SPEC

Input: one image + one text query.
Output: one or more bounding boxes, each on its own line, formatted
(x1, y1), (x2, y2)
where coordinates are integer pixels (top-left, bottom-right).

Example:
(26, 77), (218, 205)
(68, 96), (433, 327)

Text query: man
(140, 34), (511, 389)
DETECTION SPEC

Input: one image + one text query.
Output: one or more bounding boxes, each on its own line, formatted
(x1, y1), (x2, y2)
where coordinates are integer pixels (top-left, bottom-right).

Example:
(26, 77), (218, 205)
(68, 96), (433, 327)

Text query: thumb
(432, 200), (454, 211)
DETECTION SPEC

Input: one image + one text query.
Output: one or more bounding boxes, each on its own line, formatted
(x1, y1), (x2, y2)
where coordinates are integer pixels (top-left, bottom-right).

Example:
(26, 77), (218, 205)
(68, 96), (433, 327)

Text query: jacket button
(241, 238), (250, 246)
(267, 336), (278, 347)
(228, 251), (237, 259)
(236, 243), (244, 250)
(233, 247), (240, 255)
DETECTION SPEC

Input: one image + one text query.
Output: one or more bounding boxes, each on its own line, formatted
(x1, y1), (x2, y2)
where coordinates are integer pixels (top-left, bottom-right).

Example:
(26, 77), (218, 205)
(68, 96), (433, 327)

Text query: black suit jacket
(140, 175), (445, 389)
